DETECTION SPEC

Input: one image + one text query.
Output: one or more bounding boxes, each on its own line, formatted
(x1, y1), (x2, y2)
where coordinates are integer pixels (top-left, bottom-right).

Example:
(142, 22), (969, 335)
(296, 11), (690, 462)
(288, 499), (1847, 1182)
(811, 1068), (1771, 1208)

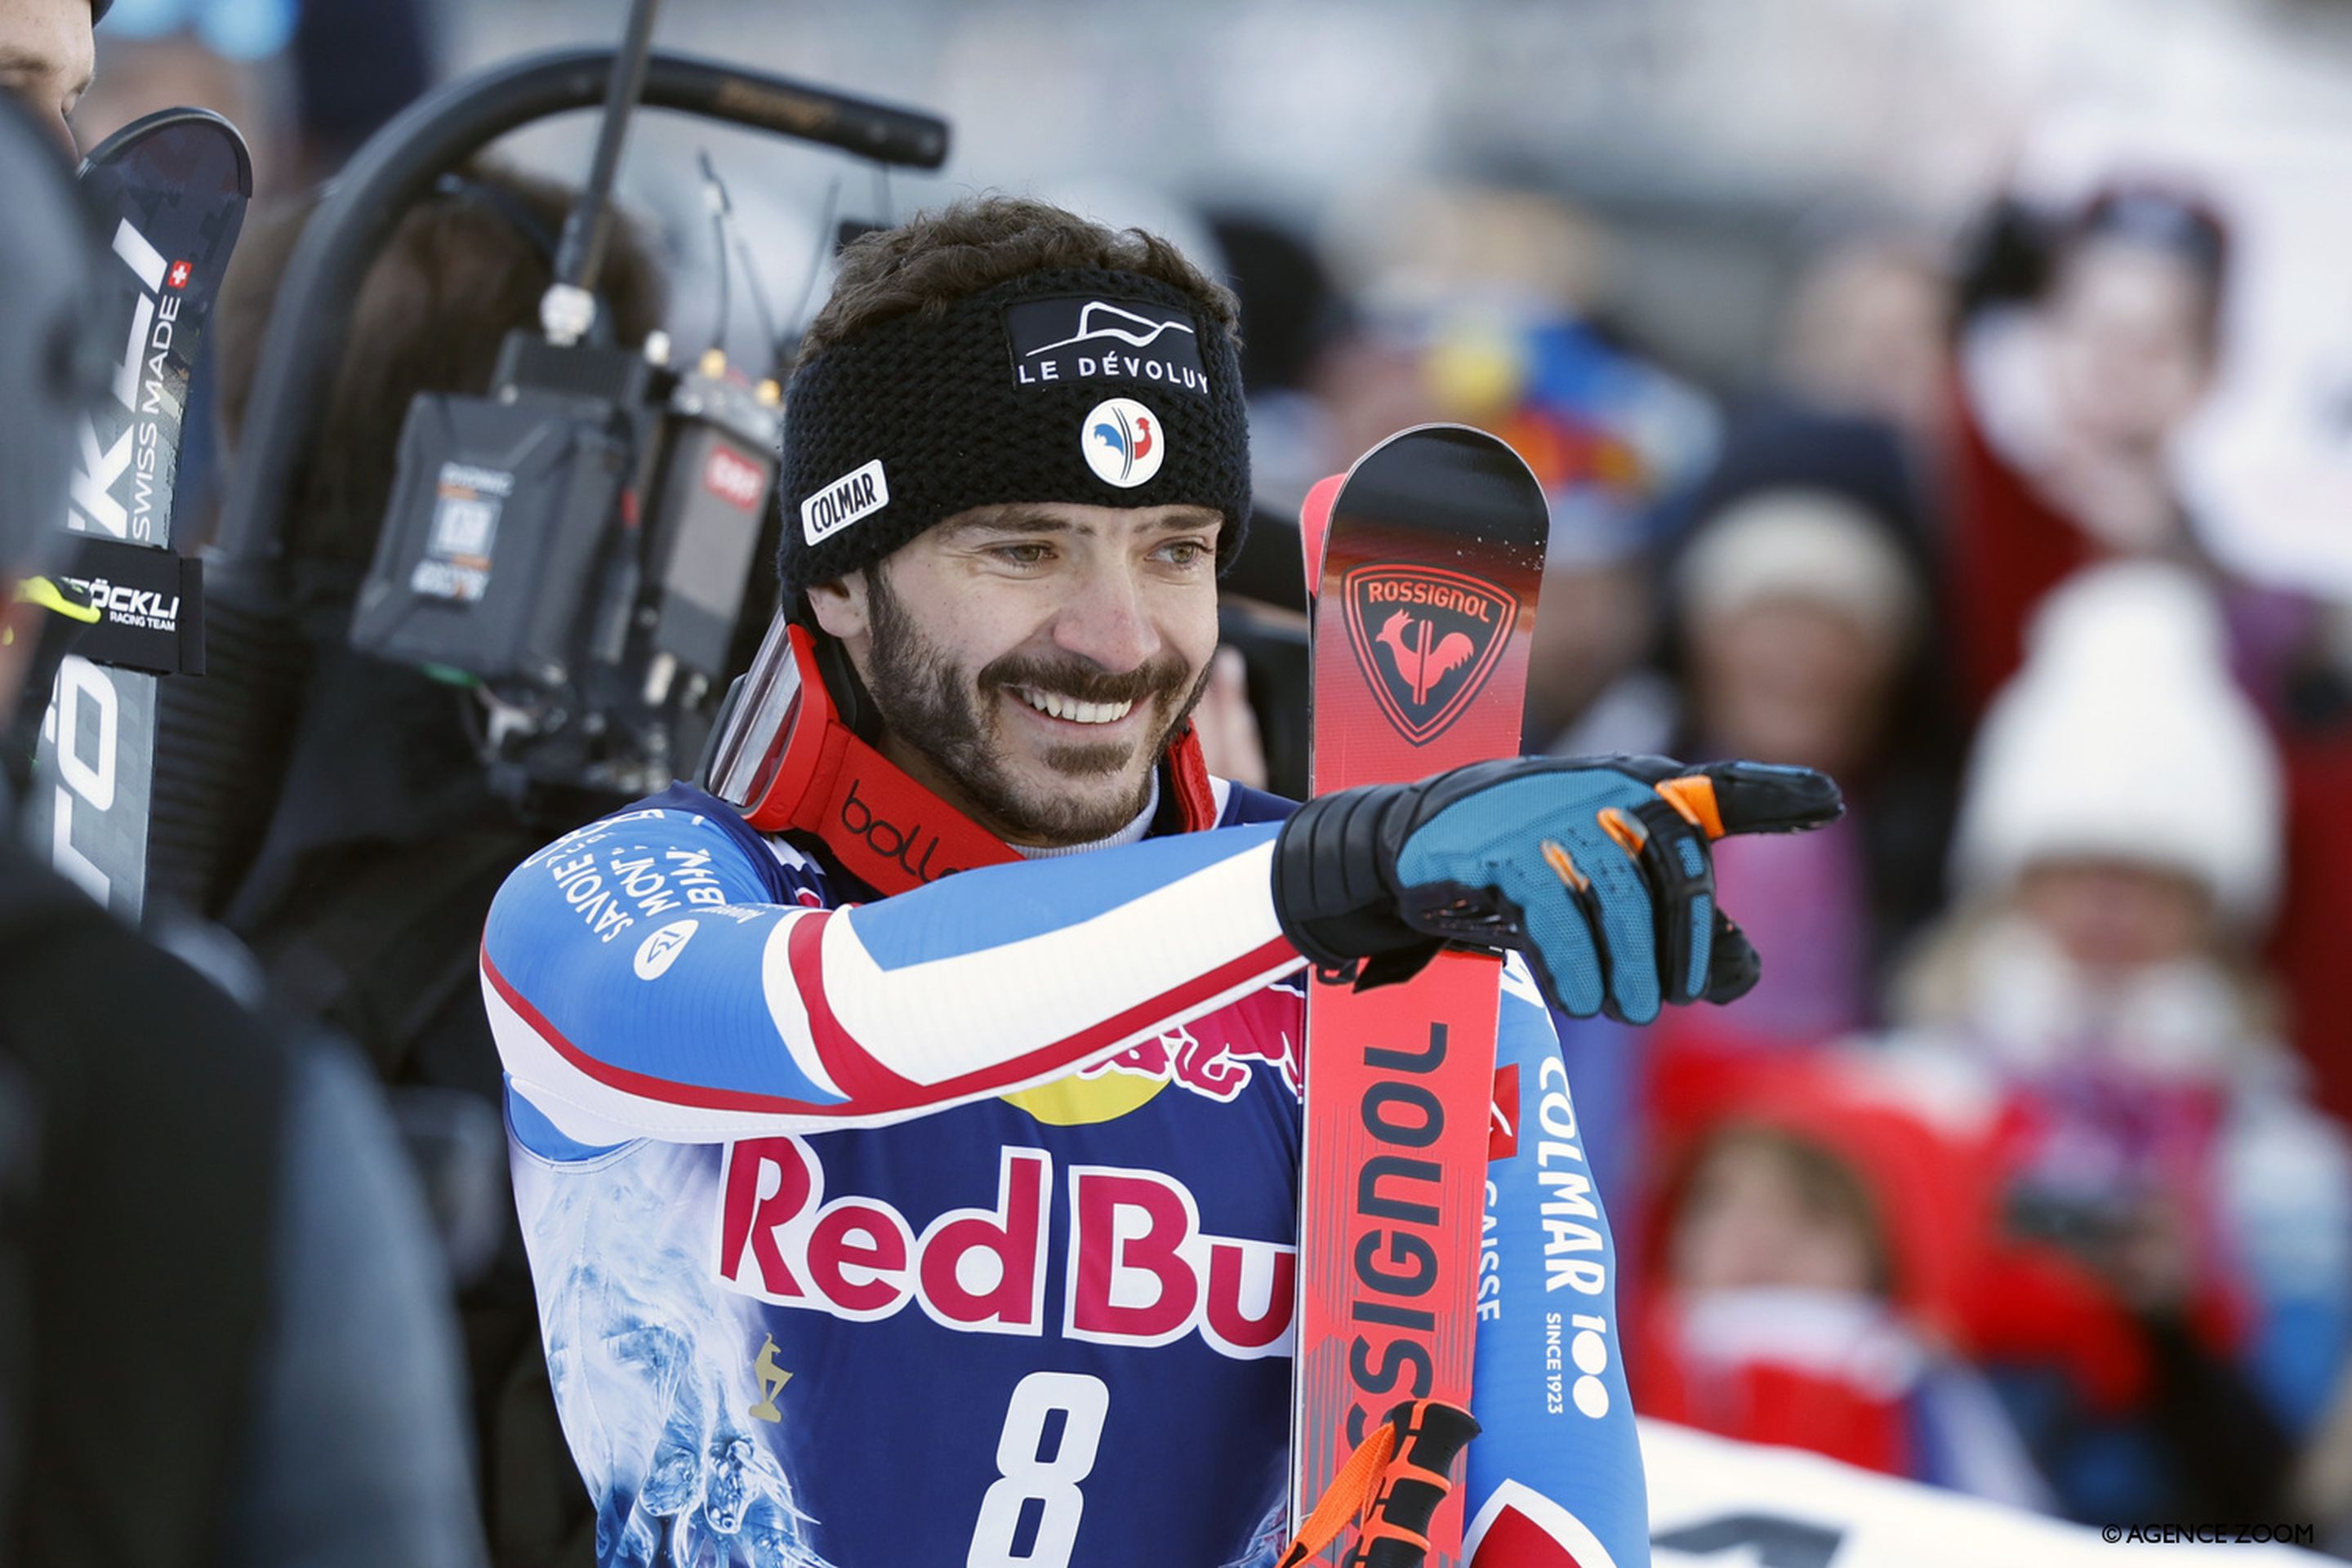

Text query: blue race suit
(482, 778), (1647, 1568)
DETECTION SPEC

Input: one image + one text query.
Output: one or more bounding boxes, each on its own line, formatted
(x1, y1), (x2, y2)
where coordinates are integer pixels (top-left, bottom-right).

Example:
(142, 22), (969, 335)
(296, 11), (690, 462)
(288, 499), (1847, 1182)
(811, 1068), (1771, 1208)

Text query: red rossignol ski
(1289, 426), (1548, 1566)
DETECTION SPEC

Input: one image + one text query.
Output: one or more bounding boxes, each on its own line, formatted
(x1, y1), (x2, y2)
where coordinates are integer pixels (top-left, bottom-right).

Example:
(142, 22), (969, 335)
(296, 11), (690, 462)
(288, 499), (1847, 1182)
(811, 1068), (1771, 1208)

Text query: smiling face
(807, 501), (1223, 847)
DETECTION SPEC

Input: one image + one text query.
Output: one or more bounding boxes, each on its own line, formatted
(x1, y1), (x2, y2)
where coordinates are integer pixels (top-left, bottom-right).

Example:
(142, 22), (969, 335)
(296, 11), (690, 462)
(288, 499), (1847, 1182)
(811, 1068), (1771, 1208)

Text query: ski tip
(79, 105), (255, 196)
(1298, 473), (1344, 598)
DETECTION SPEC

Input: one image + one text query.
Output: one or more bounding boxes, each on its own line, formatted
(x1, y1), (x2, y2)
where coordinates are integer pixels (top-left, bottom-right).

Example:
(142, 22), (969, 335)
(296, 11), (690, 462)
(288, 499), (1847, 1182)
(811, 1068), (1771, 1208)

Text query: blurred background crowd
(46, 0), (2352, 1558)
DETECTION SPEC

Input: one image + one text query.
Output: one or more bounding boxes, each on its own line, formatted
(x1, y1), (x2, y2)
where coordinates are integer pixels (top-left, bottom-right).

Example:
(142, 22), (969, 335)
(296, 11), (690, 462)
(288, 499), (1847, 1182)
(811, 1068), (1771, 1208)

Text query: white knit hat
(1951, 562), (2283, 929)
(1676, 489), (1922, 653)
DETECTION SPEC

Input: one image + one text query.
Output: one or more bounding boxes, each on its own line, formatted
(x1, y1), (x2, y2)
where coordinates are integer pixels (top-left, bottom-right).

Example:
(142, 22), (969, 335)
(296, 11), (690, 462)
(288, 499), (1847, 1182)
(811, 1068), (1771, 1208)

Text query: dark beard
(861, 567), (1213, 844)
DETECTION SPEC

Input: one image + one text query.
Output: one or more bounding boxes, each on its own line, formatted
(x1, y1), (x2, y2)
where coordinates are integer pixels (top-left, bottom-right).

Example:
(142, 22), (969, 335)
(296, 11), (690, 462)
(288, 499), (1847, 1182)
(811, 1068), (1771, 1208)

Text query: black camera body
(351, 327), (779, 795)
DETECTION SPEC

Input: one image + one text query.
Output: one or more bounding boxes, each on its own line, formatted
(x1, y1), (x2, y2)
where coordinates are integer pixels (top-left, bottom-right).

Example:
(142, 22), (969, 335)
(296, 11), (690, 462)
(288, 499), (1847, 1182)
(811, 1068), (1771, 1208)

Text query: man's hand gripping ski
(1273, 755), (1842, 1023)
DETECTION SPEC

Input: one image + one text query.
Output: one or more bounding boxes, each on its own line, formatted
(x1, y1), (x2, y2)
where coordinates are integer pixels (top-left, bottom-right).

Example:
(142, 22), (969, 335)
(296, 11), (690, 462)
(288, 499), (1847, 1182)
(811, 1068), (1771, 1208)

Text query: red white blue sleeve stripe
(480, 794), (1301, 1145)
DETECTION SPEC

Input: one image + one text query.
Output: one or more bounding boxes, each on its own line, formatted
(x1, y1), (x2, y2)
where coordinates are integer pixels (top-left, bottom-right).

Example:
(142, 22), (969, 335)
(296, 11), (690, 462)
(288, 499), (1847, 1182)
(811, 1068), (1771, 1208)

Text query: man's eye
(1158, 540), (1210, 568)
(992, 543), (1052, 566)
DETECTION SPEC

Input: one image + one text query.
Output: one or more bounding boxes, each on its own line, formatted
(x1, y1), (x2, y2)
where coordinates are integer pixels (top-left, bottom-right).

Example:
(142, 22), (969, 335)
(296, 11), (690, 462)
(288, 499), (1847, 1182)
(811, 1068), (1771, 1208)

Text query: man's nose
(1049, 559), (1160, 674)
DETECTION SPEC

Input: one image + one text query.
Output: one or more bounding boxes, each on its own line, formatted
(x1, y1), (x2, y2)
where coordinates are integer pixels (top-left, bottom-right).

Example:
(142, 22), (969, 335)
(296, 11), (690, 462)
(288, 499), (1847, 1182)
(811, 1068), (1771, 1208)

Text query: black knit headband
(775, 267), (1252, 604)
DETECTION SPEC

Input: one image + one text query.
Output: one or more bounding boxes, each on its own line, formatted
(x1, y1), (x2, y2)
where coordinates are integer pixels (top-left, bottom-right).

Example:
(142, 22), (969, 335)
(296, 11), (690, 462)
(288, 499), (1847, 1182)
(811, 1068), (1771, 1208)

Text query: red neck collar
(714, 621), (1222, 898)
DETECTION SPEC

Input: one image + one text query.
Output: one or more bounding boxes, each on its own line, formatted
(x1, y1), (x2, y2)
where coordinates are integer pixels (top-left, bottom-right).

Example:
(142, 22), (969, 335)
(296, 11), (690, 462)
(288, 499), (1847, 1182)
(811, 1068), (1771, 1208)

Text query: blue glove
(1270, 755), (1842, 1024)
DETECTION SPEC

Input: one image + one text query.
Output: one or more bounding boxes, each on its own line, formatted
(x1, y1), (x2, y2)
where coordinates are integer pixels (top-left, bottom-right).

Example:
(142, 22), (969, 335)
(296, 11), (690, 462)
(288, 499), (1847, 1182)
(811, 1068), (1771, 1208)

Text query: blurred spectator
(1678, 490), (1916, 787)
(1952, 177), (2352, 1127)
(1636, 1044), (2049, 1507)
(1894, 562), (2350, 1520)
(1637, 412), (1963, 1040)
(211, 163), (668, 1568)
(1948, 184), (2229, 709)
(1668, 491), (1917, 1039)
(1776, 231), (1955, 451)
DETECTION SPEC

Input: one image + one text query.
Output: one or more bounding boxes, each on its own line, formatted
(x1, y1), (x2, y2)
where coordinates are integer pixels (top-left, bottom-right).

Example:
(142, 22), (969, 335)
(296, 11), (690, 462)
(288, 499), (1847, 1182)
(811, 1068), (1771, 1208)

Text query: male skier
(483, 196), (1839, 1568)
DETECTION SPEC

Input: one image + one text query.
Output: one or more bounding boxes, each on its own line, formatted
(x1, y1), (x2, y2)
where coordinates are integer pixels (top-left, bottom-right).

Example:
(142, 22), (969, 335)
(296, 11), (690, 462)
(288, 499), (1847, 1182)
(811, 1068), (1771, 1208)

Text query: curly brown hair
(795, 194), (1237, 366)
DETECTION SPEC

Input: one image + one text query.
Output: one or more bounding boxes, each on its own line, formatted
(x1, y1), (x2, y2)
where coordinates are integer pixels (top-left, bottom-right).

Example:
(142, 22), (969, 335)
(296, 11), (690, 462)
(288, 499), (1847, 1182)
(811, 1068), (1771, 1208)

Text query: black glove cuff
(1271, 786), (1441, 983)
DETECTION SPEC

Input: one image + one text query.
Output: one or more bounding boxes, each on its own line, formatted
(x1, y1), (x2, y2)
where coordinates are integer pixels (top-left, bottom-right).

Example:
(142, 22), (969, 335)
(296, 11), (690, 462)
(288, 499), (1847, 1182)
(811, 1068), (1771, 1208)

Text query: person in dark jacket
(209, 163), (667, 1568)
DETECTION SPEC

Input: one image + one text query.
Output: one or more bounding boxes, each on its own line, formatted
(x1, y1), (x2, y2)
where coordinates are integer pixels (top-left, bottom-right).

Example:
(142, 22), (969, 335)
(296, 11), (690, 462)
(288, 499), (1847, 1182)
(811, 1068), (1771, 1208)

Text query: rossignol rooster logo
(1342, 565), (1515, 744)
(1374, 611), (1476, 706)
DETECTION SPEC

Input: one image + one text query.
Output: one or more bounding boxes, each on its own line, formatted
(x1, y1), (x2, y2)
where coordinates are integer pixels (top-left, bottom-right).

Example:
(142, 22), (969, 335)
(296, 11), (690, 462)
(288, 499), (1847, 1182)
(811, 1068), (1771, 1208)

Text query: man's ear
(806, 571), (871, 644)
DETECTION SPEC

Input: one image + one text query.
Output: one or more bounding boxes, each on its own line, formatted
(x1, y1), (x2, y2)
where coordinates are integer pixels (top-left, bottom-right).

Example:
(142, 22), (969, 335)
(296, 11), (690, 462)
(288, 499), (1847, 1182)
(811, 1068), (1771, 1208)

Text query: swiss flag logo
(166, 260), (192, 290)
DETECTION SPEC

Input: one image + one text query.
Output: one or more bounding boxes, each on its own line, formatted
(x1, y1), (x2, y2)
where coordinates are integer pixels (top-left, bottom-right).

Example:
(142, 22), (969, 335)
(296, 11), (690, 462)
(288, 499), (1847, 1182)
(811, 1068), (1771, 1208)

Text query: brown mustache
(978, 651), (1193, 709)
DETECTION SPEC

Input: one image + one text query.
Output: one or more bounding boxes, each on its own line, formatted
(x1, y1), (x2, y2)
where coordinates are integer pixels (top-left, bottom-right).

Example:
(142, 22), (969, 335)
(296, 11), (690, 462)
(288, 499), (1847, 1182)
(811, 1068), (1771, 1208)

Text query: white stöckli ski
(29, 109), (251, 922)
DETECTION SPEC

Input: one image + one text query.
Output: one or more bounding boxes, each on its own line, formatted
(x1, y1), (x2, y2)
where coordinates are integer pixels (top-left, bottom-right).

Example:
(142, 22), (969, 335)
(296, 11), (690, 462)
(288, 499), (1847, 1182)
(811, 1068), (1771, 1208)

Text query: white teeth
(1018, 688), (1134, 725)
